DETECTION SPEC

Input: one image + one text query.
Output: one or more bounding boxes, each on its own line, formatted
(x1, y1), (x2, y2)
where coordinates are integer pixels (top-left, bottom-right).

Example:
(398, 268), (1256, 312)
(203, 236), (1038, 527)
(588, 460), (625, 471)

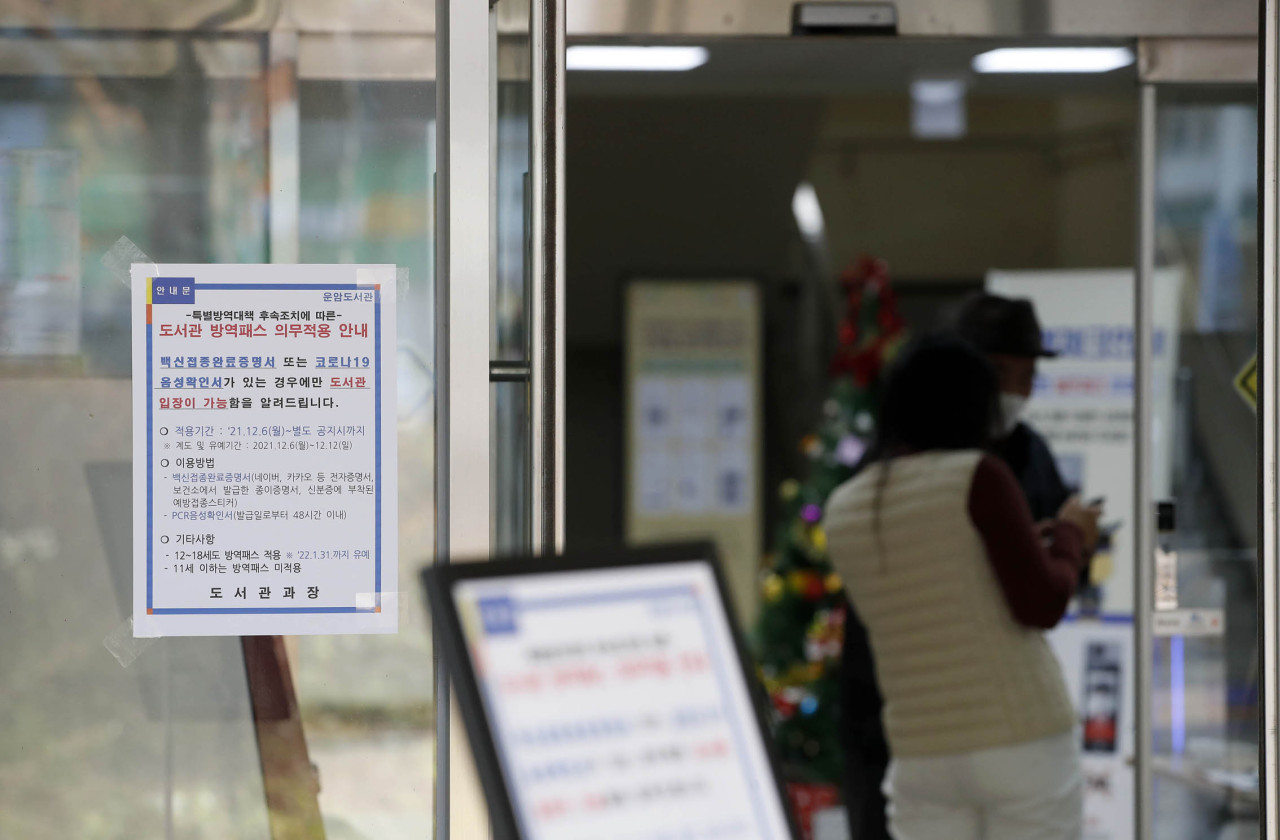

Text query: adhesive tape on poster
(354, 592), (398, 613)
(103, 614), (158, 668)
(354, 266), (405, 300)
(99, 235), (157, 288)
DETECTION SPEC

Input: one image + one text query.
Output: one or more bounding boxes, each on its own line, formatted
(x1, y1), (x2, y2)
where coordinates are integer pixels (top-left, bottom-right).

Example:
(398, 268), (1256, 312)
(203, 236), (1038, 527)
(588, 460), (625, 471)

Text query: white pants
(884, 732), (1083, 840)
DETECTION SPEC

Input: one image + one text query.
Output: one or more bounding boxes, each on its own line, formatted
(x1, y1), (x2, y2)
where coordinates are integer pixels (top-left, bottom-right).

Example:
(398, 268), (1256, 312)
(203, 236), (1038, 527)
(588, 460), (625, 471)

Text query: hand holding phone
(1059, 495), (1102, 553)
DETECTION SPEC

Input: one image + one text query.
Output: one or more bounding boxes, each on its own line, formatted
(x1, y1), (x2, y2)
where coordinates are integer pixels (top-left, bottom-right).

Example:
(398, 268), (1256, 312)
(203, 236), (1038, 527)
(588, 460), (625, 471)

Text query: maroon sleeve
(967, 455), (1086, 629)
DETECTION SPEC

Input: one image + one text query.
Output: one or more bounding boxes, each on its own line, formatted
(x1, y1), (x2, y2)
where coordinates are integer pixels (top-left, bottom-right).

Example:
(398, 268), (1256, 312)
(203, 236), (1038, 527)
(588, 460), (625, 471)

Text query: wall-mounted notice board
(624, 280), (762, 620)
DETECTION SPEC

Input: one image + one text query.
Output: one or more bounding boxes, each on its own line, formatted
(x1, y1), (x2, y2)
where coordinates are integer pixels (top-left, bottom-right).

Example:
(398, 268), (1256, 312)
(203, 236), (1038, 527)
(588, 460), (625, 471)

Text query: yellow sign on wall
(1235, 353), (1257, 412)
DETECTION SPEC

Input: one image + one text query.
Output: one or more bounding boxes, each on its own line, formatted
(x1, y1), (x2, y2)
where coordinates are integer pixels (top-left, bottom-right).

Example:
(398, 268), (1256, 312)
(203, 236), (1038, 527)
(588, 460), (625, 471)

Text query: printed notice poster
(625, 280), (761, 623)
(452, 561), (794, 840)
(131, 264), (397, 637)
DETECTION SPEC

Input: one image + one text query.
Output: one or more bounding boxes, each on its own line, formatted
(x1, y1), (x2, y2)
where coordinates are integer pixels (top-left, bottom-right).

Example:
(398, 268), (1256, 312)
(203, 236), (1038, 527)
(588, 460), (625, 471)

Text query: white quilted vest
(826, 449), (1076, 758)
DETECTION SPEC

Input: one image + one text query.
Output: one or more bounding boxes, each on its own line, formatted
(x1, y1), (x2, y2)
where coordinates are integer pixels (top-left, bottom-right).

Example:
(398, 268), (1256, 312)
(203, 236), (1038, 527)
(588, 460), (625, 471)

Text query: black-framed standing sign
(421, 543), (799, 840)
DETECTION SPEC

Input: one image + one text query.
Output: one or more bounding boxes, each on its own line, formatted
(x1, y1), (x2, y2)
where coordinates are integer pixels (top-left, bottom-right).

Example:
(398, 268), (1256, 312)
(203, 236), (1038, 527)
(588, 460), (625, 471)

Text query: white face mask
(997, 393), (1027, 437)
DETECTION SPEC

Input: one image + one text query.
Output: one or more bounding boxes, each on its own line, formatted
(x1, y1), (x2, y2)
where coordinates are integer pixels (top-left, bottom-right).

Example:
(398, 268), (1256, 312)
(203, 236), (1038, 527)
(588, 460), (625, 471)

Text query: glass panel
(293, 76), (437, 836)
(0, 27), (439, 840)
(0, 33), (274, 839)
(495, 71), (530, 364)
(493, 376), (532, 556)
(1150, 85), (1259, 839)
(493, 24), (532, 557)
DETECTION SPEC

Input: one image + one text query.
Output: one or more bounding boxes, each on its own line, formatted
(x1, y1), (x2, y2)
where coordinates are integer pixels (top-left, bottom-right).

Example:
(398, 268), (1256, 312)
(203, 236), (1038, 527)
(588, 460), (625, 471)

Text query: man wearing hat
(957, 292), (1075, 523)
(838, 293), (1100, 840)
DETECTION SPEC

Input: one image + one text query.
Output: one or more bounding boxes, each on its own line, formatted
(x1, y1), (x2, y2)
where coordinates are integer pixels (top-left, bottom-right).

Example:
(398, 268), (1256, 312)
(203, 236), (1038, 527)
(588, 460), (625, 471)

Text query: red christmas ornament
(829, 254), (905, 380)
(848, 349), (880, 387)
(787, 783), (842, 840)
(878, 301), (904, 333)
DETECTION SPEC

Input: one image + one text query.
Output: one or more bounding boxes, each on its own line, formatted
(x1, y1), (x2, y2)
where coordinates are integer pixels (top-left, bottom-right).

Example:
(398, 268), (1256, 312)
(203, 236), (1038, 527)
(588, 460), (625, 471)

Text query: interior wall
(565, 95), (828, 548)
(1053, 95), (1138, 268)
(566, 96), (826, 346)
(812, 97), (1060, 280)
(565, 88), (1137, 556)
(809, 94), (1136, 282)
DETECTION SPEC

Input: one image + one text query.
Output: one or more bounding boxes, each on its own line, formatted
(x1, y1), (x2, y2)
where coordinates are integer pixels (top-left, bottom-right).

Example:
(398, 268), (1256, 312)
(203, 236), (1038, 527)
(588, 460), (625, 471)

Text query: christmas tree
(754, 256), (906, 787)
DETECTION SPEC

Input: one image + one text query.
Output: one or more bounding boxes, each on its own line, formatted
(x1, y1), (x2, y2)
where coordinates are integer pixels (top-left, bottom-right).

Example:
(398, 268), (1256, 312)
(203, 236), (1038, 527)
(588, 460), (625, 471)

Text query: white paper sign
(1152, 609), (1225, 638)
(987, 267), (1183, 620)
(453, 561), (793, 840)
(625, 281), (762, 621)
(132, 264), (398, 637)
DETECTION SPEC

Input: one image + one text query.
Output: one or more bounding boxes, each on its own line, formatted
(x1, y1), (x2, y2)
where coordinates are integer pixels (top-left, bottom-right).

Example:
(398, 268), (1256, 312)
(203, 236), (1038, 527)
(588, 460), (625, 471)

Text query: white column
(436, 0), (494, 836)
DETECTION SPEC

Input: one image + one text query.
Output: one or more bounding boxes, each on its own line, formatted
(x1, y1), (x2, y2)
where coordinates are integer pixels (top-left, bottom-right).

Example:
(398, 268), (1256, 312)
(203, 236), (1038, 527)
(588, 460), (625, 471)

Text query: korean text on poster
(131, 264), (398, 637)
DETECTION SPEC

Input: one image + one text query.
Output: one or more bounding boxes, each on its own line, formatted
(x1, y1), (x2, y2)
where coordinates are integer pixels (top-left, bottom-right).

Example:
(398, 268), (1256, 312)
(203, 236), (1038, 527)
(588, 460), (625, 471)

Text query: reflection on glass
(0, 34), (272, 840)
(1150, 87), (1258, 840)
(495, 78), (531, 363)
(297, 77), (437, 838)
(494, 38), (532, 557)
(0, 30), (443, 840)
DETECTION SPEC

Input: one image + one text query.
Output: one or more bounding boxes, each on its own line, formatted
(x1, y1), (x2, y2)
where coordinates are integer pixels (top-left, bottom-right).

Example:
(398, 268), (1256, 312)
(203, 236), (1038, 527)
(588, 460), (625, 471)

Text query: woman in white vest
(826, 334), (1099, 840)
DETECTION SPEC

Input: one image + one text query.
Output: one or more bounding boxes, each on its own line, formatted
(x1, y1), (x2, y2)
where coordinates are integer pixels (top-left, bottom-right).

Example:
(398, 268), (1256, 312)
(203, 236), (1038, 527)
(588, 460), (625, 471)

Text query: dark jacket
(988, 422), (1071, 522)
(838, 422), (1069, 837)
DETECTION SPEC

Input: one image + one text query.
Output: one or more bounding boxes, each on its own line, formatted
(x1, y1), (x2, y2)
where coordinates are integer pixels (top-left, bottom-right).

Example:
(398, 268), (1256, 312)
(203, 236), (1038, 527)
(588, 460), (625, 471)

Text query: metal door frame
(1135, 78), (1157, 840)
(1137, 30), (1264, 840)
(433, 0), (565, 837)
(1261, 4), (1279, 838)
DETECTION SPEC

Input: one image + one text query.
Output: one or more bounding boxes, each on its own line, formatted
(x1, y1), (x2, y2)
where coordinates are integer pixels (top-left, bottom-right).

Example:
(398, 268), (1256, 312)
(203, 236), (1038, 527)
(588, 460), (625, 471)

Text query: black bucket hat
(955, 292), (1058, 359)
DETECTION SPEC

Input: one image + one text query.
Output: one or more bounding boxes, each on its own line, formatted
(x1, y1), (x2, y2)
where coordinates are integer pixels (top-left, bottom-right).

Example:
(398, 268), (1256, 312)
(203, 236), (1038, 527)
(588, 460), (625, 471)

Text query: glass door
(1139, 68), (1260, 839)
(435, 0), (563, 837)
(0, 32), (282, 839)
(0, 0), (563, 837)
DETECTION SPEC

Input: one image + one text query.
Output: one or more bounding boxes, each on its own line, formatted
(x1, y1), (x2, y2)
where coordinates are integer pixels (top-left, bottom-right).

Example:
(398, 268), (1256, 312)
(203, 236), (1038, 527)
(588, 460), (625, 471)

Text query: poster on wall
(1052, 621), (1136, 840)
(988, 267), (1183, 840)
(132, 264), (398, 637)
(625, 280), (762, 620)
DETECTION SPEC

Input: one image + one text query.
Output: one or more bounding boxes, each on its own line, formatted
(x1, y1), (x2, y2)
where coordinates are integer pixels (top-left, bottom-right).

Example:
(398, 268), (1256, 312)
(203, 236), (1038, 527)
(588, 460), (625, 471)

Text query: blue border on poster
(147, 281), (382, 616)
(476, 584), (779, 840)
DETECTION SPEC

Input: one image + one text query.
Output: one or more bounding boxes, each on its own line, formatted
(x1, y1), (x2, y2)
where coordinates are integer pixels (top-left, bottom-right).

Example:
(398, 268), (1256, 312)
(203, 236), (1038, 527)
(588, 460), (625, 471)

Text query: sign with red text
(450, 560), (794, 840)
(132, 264), (397, 637)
